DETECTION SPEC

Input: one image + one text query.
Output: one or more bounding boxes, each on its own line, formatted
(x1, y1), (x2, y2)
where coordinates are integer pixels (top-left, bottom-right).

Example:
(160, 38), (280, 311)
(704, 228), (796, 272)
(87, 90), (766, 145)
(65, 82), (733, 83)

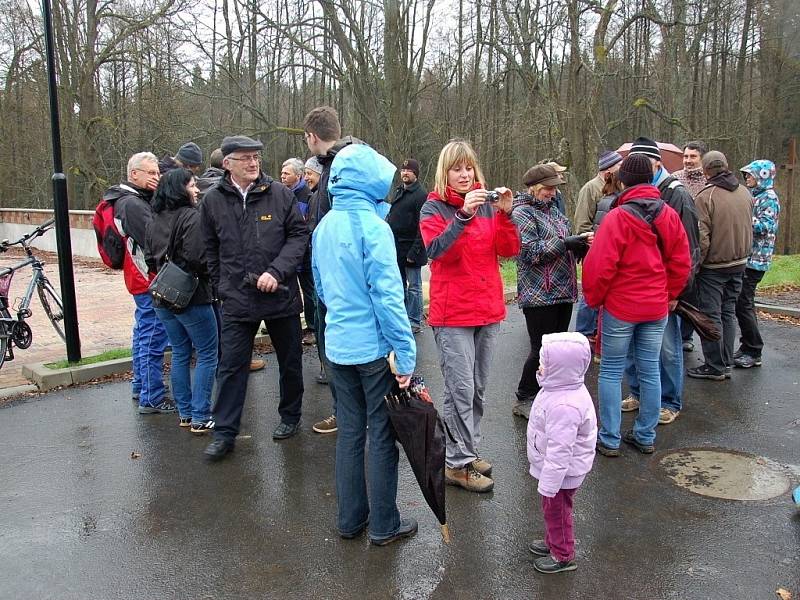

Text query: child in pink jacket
(527, 332), (597, 573)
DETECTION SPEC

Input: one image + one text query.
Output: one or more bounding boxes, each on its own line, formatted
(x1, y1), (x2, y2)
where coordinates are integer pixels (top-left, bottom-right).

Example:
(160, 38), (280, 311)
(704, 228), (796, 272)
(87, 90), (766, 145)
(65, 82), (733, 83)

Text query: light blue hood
(311, 143), (416, 374)
(329, 143), (396, 212)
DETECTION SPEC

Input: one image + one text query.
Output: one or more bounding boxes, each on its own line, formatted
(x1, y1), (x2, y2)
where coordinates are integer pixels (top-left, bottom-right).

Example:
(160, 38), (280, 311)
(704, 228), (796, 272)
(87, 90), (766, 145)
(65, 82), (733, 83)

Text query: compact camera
(485, 190), (501, 203)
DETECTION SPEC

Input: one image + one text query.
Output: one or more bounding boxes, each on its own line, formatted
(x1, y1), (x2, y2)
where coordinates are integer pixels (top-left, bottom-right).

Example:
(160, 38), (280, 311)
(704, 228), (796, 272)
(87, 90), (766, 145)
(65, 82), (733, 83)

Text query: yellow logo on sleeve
(260, 214), (272, 221)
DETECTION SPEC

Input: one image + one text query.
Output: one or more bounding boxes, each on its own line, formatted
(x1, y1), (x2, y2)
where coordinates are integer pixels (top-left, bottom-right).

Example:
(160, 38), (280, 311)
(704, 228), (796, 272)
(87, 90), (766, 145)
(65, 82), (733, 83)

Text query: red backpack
(92, 198), (125, 269)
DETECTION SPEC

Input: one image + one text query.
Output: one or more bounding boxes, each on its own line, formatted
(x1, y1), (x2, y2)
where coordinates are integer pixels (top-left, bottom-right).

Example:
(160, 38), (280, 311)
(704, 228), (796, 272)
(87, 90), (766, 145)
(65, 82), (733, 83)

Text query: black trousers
(735, 267), (765, 358)
(516, 303), (574, 402)
(697, 269), (744, 373)
(213, 314), (304, 442)
(297, 270), (316, 331)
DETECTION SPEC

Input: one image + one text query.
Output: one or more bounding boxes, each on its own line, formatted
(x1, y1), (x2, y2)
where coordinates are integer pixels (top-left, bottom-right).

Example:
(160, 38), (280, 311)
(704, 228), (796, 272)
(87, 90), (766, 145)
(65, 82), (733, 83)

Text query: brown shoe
(445, 463), (494, 493)
(302, 330), (316, 345)
(312, 415), (337, 434)
(471, 457), (492, 477)
(249, 359), (266, 372)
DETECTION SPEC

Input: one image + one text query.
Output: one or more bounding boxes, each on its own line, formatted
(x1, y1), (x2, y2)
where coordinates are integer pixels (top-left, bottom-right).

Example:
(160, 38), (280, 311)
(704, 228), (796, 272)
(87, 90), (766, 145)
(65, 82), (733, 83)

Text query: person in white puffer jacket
(526, 332), (597, 574)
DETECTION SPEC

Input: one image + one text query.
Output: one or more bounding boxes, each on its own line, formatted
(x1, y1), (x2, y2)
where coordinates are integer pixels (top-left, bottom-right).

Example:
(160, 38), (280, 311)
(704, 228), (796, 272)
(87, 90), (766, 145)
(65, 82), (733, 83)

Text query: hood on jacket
(199, 166), (224, 180)
(706, 171), (739, 192)
(329, 144), (396, 209)
(740, 159), (776, 193)
(536, 332), (591, 390)
(317, 135), (365, 165)
(103, 182), (150, 203)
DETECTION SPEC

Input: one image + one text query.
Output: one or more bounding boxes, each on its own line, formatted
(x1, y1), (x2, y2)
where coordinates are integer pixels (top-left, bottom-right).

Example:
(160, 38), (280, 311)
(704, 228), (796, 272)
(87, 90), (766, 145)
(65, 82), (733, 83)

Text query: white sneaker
(621, 395), (640, 412)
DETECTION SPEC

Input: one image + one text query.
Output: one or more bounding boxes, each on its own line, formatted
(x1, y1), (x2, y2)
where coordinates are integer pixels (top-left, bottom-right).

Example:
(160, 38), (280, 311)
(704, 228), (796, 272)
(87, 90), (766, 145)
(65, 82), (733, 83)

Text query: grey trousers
(433, 324), (500, 468)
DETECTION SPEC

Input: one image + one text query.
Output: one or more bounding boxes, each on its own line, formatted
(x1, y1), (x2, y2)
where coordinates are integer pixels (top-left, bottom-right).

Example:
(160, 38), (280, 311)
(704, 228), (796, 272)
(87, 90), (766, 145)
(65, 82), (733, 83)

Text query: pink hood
(527, 332), (598, 497)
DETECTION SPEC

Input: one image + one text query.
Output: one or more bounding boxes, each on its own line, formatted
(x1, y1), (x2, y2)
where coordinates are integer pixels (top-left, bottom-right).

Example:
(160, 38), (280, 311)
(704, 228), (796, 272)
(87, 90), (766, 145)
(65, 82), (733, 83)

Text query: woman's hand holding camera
(461, 187), (513, 217)
(461, 189), (487, 216)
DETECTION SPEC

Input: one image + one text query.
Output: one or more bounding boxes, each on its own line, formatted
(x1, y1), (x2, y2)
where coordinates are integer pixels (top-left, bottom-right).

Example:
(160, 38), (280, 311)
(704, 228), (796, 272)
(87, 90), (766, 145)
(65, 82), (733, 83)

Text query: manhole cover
(658, 449), (792, 501)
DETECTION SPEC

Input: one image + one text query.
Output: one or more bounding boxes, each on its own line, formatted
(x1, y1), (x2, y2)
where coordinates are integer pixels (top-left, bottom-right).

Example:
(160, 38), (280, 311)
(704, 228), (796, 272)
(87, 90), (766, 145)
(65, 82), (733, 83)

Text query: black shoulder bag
(149, 211), (198, 312)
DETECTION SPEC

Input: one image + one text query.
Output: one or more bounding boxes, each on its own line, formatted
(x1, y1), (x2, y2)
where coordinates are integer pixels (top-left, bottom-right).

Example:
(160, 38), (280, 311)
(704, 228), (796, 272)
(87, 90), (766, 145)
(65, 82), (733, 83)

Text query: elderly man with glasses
(201, 135), (310, 461)
(104, 152), (173, 415)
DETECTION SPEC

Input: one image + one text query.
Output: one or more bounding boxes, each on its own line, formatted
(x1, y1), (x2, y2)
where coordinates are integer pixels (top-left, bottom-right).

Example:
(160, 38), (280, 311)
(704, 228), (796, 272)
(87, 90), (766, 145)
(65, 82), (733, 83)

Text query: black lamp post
(41, 0), (81, 362)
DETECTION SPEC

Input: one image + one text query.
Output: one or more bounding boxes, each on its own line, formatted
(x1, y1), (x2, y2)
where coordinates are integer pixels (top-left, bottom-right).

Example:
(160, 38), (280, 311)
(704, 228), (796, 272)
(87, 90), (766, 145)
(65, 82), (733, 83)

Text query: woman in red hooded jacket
(582, 153), (690, 456)
(419, 139), (520, 493)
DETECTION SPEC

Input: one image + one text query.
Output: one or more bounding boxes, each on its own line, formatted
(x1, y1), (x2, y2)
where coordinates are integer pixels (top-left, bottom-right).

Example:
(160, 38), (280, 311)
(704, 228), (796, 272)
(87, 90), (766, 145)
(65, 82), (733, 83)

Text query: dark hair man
(673, 141), (708, 198)
(387, 158), (428, 334)
(302, 106), (362, 435)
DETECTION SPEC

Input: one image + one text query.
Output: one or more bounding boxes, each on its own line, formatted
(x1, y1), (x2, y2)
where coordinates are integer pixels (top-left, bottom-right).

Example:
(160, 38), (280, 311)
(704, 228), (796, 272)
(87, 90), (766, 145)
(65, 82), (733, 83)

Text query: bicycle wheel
(37, 279), (66, 342)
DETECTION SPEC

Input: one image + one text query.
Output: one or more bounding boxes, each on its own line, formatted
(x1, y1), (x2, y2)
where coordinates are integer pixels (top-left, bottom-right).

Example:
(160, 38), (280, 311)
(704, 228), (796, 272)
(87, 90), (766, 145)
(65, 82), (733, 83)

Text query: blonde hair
(528, 183), (546, 196)
(434, 139), (486, 198)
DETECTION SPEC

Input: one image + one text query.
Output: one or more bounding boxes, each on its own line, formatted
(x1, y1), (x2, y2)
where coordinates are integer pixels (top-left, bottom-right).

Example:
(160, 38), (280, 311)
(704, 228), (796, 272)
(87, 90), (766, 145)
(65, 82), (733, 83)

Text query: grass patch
(500, 259), (517, 287)
(46, 347), (131, 370)
(759, 255), (800, 289)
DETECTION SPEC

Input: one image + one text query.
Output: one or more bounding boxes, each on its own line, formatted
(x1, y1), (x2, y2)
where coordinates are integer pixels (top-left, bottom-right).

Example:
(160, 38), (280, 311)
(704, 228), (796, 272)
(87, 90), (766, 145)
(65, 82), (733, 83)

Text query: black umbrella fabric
(675, 300), (721, 342)
(384, 369), (451, 543)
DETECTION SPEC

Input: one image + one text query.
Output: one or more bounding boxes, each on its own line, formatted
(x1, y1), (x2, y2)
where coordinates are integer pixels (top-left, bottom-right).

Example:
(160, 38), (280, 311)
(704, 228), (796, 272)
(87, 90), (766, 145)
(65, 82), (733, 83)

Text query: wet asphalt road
(1, 308), (798, 600)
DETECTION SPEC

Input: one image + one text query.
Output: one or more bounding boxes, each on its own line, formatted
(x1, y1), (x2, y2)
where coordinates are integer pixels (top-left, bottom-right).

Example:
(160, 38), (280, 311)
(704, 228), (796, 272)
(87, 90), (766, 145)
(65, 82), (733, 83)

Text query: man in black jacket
(387, 158), (427, 333)
(201, 135), (310, 460)
(302, 106), (361, 435)
(622, 137), (701, 426)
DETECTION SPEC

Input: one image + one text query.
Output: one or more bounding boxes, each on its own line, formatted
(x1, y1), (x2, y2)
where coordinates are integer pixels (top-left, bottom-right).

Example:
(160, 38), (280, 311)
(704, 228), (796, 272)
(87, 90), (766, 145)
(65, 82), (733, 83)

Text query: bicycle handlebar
(0, 218), (56, 250)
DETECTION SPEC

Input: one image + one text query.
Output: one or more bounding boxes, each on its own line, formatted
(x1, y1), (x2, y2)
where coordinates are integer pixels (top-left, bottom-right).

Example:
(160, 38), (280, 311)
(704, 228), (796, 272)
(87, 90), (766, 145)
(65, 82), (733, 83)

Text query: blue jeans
(132, 293), (168, 407)
(625, 312), (683, 412)
(405, 266), (423, 328)
(155, 304), (218, 422)
(575, 295), (598, 336)
(329, 358), (400, 540)
(598, 310), (666, 448)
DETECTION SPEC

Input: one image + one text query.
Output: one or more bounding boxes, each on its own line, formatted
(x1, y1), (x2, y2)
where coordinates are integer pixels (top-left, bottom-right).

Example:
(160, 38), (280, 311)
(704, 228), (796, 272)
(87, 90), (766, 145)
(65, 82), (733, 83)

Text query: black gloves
(563, 235), (588, 253)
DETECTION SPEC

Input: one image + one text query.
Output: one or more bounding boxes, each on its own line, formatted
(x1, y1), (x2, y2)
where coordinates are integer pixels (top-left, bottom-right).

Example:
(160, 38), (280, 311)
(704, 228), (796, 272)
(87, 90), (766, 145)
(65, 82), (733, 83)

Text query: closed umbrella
(385, 352), (451, 542)
(675, 300), (721, 342)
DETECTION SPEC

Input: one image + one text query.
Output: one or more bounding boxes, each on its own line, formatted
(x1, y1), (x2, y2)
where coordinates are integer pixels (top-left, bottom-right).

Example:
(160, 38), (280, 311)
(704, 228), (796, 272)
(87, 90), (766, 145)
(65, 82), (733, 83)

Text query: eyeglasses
(228, 154), (261, 163)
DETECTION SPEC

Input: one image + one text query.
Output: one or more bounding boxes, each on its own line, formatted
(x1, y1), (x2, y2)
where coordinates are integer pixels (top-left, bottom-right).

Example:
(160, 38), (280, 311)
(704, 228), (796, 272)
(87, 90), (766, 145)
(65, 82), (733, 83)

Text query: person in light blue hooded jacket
(311, 142), (419, 546)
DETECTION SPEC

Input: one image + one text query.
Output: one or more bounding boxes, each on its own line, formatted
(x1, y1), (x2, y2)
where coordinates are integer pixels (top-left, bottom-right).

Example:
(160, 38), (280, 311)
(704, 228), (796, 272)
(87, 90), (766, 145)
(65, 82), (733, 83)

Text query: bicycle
(0, 218), (66, 370)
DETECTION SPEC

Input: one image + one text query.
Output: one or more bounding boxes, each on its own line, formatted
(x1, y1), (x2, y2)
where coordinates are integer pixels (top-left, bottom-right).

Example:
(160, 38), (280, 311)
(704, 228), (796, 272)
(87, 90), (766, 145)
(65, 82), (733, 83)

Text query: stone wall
(0, 209), (99, 259)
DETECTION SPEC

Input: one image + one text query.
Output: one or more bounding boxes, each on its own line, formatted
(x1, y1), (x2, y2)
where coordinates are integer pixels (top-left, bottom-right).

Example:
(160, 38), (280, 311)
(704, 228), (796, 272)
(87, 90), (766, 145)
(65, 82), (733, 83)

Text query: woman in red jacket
(582, 154), (690, 456)
(419, 139), (521, 493)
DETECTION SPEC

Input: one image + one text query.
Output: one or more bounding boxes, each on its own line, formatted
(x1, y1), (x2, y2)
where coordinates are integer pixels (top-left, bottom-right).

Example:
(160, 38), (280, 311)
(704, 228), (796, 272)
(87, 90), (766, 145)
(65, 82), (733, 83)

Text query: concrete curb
(755, 302), (800, 318)
(0, 383), (39, 400)
(21, 334), (272, 392)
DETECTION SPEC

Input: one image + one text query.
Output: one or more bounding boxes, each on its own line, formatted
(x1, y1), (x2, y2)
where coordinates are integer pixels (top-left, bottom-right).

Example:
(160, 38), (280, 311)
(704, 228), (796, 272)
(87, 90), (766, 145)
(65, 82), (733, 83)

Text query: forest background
(0, 0), (798, 248)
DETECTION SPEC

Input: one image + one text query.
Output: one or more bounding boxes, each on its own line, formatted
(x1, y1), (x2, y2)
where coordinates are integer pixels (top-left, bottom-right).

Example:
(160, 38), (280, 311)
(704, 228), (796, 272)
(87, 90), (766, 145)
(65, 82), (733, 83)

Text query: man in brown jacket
(688, 151), (753, 380)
